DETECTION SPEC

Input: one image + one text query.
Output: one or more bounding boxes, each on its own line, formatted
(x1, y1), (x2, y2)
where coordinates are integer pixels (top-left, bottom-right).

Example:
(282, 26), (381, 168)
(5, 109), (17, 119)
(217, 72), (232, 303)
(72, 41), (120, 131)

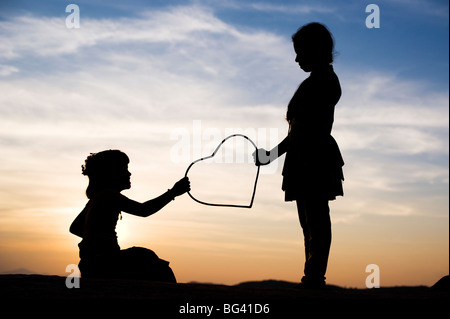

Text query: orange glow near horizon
(1, 184), (448, 288)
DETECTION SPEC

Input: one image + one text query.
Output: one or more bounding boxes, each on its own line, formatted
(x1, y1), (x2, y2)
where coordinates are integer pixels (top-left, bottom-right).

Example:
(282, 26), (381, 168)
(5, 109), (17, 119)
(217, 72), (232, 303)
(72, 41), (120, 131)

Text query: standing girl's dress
(282, 65), (344, 202)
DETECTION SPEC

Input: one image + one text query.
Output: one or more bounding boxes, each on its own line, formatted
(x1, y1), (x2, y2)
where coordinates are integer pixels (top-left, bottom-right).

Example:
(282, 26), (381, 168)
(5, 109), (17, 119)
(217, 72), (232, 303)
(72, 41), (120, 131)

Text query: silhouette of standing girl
(254, 23), (344, 288)
(70, 150), (190, 282)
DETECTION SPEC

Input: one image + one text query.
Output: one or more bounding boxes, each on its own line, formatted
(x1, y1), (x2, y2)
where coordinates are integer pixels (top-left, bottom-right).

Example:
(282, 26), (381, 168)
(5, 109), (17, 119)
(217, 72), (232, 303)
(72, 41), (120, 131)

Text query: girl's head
(292, 22), (334, 72)
(82, 150), (131, 198)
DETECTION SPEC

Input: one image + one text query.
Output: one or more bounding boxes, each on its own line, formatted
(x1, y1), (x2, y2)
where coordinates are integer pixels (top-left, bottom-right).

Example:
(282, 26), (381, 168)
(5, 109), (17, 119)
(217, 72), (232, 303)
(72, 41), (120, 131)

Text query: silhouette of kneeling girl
(254, 23), (344, 288)
(70, 150), (190, 282)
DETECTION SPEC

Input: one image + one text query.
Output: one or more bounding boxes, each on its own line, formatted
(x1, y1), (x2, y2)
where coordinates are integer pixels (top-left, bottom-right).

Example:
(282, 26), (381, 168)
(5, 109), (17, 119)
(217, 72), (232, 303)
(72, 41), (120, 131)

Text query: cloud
(0, 5), (298, 117)
(336, 72), (449, 156)
(206, 0), (336, 15)
(0, 64), (19, 76)
(245, 2), (335, 15)
(0, 5), (290, 62)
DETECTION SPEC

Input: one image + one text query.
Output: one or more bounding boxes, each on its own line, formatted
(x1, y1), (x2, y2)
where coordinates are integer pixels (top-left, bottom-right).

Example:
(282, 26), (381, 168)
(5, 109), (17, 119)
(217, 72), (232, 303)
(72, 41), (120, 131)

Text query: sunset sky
(0, 0), (448, 288)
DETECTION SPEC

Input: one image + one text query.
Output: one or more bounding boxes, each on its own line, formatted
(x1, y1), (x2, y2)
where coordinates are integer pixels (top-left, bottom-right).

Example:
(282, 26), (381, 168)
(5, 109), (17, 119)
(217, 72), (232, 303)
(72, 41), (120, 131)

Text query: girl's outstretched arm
(120, 177), (190, 217)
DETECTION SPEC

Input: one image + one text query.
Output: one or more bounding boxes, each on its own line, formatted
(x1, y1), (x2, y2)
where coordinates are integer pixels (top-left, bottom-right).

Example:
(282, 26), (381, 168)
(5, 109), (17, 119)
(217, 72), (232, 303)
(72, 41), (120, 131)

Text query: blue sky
(0, 0), (448, 287)
(1, 0), (448, 88)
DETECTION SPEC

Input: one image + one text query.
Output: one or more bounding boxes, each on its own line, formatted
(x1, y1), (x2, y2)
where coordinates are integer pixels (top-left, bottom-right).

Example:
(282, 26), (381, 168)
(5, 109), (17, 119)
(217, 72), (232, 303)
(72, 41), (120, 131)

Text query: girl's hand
(171, 177), (191, 197)
(252, 148), (271, 166)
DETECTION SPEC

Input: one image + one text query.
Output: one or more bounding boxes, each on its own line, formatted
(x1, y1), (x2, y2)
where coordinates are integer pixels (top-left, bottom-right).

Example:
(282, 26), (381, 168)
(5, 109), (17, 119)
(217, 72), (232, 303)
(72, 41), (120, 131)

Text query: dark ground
(1, 274), (448, 317)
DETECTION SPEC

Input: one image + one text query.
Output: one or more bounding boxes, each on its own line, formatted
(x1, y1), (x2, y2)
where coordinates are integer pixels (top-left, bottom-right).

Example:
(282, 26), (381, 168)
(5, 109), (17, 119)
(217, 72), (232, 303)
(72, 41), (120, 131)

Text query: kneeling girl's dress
(71, 190), (176, 282)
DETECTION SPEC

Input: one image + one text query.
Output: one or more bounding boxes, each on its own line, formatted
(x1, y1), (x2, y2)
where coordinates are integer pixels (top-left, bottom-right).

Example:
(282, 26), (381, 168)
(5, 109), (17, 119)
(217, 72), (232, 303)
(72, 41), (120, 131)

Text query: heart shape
(184, 134), (260, 208)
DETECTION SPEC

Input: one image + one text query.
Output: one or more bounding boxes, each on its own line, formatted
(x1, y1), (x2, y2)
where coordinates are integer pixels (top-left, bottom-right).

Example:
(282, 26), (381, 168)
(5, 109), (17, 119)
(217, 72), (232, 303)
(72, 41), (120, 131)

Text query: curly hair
(82, 150), (129, 198)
